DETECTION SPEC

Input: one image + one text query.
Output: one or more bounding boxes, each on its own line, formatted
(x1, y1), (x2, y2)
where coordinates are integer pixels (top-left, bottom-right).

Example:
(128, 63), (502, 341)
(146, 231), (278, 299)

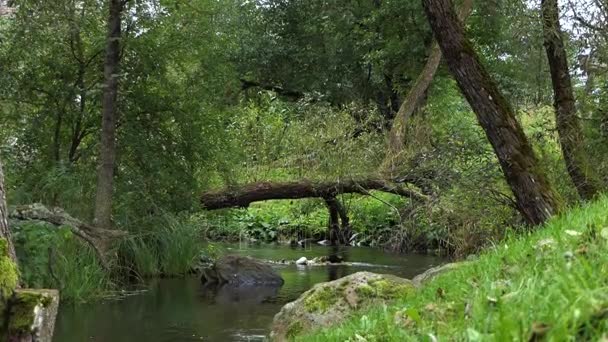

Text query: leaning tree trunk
(383, 0), (473, 174)
(0, 156), (17, 265)
(541, 0), (601, 200)
(422, 0), (560, 225)
(94, 0), (124, 229)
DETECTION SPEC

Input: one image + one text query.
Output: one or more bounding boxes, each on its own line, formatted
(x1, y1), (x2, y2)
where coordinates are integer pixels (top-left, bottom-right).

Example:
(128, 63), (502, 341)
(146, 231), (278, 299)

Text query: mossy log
(200, 178), (428, 210)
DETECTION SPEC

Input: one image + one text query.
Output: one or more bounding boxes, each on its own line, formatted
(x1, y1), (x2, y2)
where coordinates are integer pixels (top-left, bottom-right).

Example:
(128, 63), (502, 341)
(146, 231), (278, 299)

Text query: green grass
(118, 215), (204, 278)
(12, 223), (110, 303)
(299, 195), (608, 341)
(158, 216), (203, 276)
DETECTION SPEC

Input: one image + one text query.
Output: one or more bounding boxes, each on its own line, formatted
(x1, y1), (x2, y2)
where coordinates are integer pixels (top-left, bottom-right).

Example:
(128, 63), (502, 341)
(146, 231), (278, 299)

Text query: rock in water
(295, 257), (308, 265)
(269, 272), (414, 341)
(200, 255), (284, 286)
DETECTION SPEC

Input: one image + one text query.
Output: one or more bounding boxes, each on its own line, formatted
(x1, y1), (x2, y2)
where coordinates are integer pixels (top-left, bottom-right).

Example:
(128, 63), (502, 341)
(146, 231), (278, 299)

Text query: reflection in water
(327, 245), (349, 281)
(54, 243), (443, 342)
(203, 283), (281, 305)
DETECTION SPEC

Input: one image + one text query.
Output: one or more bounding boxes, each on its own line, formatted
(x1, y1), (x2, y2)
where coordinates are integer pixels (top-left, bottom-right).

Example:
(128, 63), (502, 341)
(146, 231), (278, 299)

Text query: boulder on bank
(269, 272), (414, 341)
(411, 262), (467, 287)
(200, 255), (284, 286)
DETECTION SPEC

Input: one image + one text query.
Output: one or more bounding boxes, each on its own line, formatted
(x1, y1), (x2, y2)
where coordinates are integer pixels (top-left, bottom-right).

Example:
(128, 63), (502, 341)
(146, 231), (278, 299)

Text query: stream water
(53, 243), (443, 341)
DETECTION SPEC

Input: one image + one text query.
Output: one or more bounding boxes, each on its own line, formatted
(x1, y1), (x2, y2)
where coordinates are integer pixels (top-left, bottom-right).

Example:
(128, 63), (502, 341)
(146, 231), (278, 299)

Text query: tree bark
(324, 197), (341, 246)
(0, 157), (17, 265)
(201, 178), (428, 210)
(541, 0), (601, 200)
(94, 0), (124, 229)
(422, 0), (560, 225)
(384, 0), (474, 174)
(323, 197), (351, 245)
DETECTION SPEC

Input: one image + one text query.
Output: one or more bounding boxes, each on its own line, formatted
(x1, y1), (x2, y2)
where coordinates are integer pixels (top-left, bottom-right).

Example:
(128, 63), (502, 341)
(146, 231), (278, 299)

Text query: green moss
(304, 286), (338, 313)
(7, 291), (51, 334)
(354, 279), (413, 301)
(286, 321), (304, 338)
(0, 238), (19, 300)
(368, 279), (413, 300)
(355, 284), (375, 298)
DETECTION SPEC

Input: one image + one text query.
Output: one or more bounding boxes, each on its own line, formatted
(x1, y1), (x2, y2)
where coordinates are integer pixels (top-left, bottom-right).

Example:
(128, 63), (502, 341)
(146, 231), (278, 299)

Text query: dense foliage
(0, 0), (607, 302)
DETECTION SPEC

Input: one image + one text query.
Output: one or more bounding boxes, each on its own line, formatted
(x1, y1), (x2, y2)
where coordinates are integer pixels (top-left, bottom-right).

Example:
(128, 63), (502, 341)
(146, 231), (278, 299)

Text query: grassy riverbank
(299, 195), (608, 341)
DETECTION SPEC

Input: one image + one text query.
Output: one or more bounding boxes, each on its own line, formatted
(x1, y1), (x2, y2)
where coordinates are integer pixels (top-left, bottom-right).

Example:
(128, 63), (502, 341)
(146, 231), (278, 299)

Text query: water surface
(54, 243), (443, 341)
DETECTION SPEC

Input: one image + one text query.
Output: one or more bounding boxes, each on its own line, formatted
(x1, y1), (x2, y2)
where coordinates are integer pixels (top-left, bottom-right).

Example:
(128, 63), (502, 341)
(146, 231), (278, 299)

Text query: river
(53, 243), (443, 341)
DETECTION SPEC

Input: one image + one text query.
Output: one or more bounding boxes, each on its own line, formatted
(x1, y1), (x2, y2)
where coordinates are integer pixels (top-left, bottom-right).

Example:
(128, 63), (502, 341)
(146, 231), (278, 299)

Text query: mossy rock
(411, 262), (467, 287)
(4, 289), (59, 342)
(269, 272), (414, 341)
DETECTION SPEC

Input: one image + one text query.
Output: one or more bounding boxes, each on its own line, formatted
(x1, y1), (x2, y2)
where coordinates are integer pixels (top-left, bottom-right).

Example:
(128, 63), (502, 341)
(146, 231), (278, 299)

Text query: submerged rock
(269, 272), (414, 341)
(200, 255), (284, 286)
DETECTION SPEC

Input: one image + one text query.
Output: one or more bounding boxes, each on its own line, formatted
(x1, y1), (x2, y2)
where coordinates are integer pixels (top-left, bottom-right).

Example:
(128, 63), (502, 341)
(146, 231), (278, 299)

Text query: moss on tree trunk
(541, 0), (602, 200)
(422, 0), (561, 225)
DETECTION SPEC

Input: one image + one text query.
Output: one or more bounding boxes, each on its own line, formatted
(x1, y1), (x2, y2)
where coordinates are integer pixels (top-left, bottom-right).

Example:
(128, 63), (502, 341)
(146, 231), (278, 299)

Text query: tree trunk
(422, 0), (560, 225)
(324, 197), (341, 246)
(323, 197), (351, 245)
(384, 0), (474, 174)
(94, 0), (123, 229)
(0, 157), (17, 265)
(541, 0), (601, 200)
(201, 178), (428, 210)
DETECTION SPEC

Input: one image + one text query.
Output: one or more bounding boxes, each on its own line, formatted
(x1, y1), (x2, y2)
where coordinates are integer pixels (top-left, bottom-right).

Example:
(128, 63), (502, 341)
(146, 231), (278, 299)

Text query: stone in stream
(295, 257), (308, 265)
(200, 255), (284, 286)
(269, 272), (414, 341)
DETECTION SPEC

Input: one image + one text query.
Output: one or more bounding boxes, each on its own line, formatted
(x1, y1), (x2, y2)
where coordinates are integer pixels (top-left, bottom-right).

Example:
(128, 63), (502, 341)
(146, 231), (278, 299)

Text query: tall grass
(118, 215), (204, 278)
(52, 239), (111, 302)
(12, 223), (111, 303)
(118, 236), (160, 279)
(14, 214), (205, 303)
(158, 216), (202, 276)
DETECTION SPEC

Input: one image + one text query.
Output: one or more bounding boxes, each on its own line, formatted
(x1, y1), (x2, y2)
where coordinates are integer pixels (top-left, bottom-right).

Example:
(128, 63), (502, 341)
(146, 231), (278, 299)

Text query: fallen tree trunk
(9, 203), (127, 270)
(201, 179), (428, 210)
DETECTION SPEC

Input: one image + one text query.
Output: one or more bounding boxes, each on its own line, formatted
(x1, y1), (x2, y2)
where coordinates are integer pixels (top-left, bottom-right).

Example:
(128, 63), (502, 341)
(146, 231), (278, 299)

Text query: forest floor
(299, 195), (608, 341)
